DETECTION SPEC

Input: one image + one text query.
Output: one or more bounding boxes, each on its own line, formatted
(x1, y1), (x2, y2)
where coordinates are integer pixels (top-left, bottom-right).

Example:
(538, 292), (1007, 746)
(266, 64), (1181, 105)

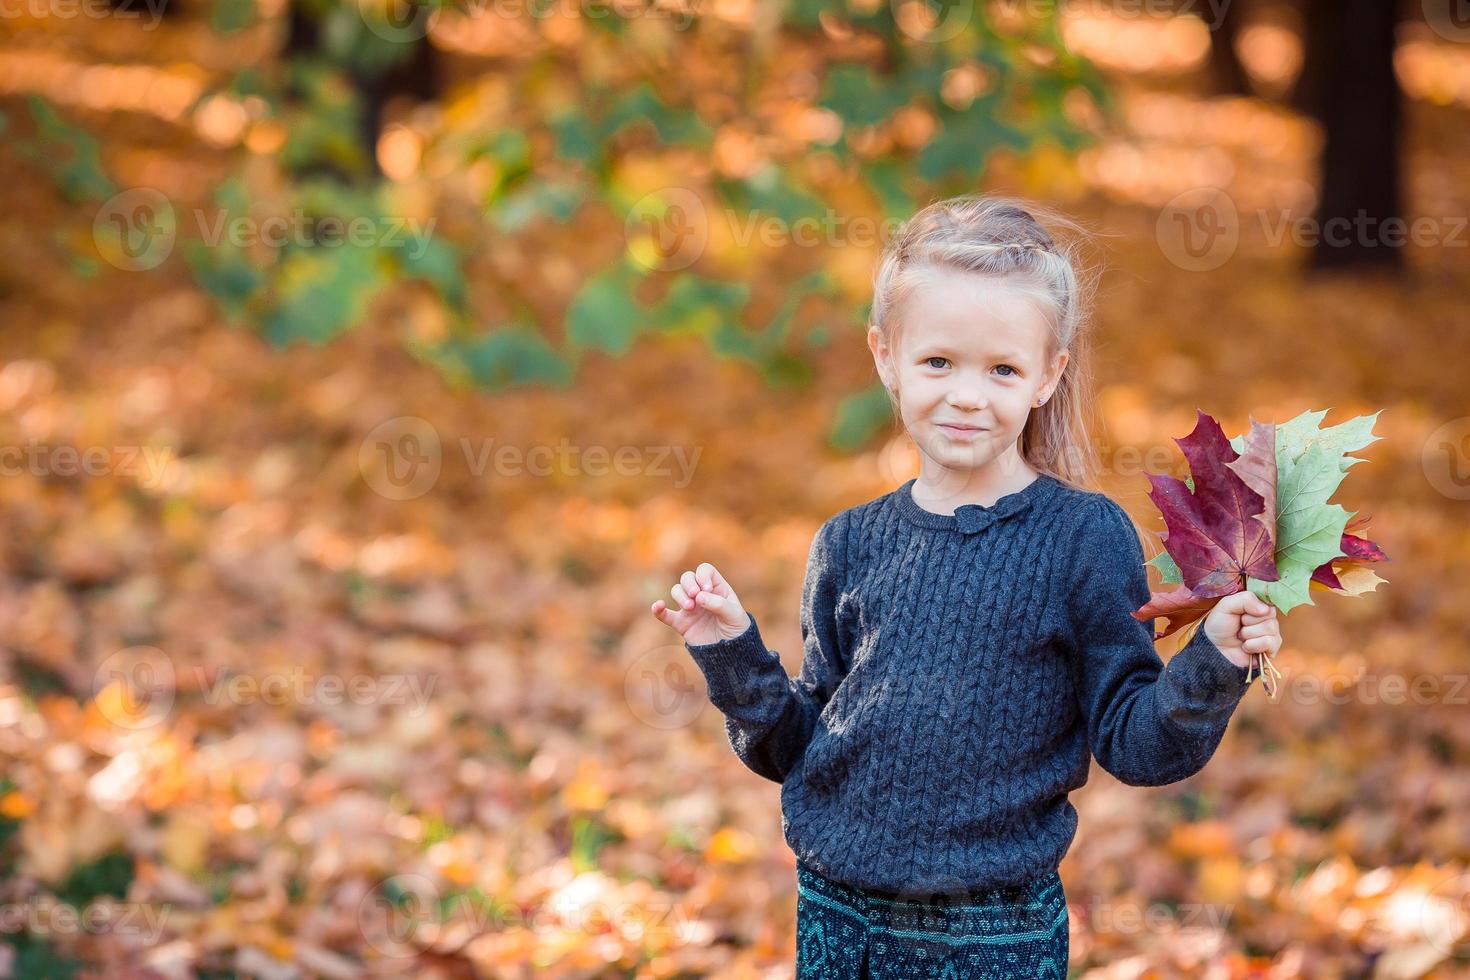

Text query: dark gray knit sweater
(683, 473), (1256, 895)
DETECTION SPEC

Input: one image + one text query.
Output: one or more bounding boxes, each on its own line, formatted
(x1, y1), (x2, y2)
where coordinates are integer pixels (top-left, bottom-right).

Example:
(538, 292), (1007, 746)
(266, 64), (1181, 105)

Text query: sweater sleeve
(1064, 496), (1255, 787)
(683, 511), (850, 784)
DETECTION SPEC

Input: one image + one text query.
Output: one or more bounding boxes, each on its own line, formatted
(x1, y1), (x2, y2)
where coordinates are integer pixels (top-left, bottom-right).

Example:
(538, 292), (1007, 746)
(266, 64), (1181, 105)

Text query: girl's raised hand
(1201, 591), (1282, 670)
(651, 562), (751, 646)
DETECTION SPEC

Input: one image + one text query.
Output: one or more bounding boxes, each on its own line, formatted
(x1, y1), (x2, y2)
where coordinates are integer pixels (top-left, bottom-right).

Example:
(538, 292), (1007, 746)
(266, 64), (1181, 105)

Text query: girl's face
(868, 270), (1067, 485)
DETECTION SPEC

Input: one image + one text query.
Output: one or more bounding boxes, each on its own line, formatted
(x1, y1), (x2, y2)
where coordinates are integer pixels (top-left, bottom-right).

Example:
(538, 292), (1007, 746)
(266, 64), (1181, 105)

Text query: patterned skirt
(794, 859), (1069, 979)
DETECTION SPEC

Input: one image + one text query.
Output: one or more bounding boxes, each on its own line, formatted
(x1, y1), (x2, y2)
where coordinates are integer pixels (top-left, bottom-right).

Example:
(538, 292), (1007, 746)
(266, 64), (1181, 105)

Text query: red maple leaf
(1310, 513), (1390, 589)
(1133, 585), (1220, 639)
(1133, 410), (1280, 639)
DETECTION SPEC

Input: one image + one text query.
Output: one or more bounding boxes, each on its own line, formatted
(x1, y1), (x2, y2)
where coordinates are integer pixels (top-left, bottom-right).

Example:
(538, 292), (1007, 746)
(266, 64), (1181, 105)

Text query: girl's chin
(928, 441), (990, 463)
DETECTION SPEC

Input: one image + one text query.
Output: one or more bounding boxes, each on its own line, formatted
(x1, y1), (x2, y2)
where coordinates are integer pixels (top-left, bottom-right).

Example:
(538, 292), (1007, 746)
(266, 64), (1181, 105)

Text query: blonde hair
(869, 193), (1106, 493)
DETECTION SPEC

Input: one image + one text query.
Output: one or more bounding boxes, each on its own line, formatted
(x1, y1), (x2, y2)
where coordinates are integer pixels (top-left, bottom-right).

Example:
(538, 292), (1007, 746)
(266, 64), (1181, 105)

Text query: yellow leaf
(704, 827), (757, 864)
(1167, 819), (1234, 859)
(0, 791), (34, 819)
(563, 777), (609, 812)
(1198, 855), (1244, 905)
(1333, 566), (1388, 596)
(161, 810), (210, 876)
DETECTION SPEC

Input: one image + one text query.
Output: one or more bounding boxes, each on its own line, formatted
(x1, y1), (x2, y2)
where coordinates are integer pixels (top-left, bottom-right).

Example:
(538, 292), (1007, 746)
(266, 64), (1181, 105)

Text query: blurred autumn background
(1, 0), (1468, 975)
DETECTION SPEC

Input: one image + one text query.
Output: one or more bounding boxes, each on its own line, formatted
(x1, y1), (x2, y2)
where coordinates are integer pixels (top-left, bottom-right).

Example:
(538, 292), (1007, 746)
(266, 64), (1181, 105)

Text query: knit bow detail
(952, 494), (1037, 535)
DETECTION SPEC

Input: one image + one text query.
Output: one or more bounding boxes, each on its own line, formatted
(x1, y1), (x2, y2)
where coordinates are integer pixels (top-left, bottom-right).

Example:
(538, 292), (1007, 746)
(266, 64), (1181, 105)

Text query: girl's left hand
(1201, 591), (1281, 670)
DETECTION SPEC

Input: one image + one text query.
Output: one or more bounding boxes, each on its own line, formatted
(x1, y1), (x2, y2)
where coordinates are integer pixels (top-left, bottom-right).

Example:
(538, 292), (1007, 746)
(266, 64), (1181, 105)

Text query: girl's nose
(948, 390), (987, 410)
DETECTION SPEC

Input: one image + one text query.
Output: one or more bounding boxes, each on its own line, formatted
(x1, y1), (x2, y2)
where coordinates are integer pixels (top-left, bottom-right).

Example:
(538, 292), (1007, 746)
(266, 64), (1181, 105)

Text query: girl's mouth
(938, 424), (986, 440)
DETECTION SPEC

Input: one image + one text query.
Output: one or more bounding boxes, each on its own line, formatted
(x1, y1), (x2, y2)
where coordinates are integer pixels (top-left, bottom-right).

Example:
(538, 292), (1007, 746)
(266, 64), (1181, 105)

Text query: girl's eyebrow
(916, 344), (1030, 362)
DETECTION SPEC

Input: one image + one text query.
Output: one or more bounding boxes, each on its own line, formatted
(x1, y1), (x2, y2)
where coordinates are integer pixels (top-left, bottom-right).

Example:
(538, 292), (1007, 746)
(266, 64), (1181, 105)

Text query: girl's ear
(1045, 349), (1070, 398)
(867, 326), (894, 388)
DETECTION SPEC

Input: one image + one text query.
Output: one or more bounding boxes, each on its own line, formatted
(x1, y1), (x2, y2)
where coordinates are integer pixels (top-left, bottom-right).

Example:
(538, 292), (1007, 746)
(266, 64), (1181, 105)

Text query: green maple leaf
(1230, 408), (1382, 473)
(1246, 441), (1353, 612)
(1223, 408), (1382, 613)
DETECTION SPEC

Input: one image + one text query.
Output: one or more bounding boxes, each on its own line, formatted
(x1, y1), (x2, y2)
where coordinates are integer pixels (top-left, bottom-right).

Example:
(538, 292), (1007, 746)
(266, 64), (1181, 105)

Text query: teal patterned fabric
(795, 859), (1069, 978)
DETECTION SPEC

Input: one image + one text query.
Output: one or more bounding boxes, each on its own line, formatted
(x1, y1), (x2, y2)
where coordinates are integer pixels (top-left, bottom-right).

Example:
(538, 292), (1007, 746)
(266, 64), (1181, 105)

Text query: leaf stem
(1247, 651), (1284, 700)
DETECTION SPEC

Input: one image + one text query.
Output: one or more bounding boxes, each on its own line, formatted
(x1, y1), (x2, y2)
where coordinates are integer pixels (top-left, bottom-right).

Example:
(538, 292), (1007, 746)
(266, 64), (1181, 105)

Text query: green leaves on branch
(417, 326), (573, 392)
(831, 381), (897, 453)
(27, 0), (1110, 425)
(20, 95), (115, 204)
(550, 83), (713, 174)
(567, 257), (838, 387)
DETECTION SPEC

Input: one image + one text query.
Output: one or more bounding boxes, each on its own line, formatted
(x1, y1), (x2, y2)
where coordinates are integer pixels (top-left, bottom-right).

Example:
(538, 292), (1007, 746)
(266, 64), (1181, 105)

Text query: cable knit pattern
(683, 473), (1257, 894)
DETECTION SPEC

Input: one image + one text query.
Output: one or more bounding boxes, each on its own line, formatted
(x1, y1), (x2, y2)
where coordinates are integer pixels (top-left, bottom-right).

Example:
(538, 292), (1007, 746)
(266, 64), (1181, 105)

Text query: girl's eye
(924, 358), (1017, 374)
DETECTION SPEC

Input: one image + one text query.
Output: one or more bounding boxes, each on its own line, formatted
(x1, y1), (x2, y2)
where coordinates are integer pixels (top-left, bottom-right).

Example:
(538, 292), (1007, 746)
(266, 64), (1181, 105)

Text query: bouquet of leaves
(1134, 409), (1389, 698)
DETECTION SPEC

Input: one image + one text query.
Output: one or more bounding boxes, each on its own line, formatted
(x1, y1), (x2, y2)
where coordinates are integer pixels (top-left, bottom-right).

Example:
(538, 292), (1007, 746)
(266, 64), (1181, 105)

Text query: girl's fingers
(698, 562), (727, 594)
(680, 569), (700, 601)
(1233, 593), (1270, 617)
(1239, 622), (1276, 639)
(663, 565), (731, 620)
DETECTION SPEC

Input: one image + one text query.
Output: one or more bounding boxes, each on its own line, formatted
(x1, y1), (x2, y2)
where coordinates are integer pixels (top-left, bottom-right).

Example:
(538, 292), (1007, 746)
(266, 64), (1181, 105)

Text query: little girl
(649, 194), (1282, 978)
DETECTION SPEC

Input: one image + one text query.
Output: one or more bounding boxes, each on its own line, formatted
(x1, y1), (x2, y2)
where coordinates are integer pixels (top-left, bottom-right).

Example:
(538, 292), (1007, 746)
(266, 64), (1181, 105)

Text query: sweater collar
(895, 473), (1061, 534)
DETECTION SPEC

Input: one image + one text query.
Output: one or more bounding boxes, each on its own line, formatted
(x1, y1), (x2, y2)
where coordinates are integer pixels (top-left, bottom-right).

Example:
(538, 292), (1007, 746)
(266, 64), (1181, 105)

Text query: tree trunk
(1206, 0), (1251, 96)
(1305, 0), (1405, 274)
